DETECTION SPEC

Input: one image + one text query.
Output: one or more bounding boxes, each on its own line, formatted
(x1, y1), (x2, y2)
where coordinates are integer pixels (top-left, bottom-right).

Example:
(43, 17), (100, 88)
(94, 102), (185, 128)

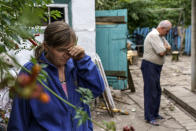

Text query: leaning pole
(191, 0), (196, 91)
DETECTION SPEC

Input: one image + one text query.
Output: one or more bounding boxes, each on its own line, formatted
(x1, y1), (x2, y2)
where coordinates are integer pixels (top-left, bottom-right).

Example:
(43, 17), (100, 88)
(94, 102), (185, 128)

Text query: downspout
(191, 0), (196, 91)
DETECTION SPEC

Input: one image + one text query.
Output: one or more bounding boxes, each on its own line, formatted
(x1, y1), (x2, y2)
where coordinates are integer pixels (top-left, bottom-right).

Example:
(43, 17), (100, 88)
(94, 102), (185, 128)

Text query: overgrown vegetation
(96, 0), (191, 32)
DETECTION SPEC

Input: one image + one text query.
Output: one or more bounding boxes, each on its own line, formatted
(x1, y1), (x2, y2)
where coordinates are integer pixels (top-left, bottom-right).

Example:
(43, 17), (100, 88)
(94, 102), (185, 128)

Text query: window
(35, 4), (69, 27)
(47, 4), (69, 24)
(31, 4), (69, 37)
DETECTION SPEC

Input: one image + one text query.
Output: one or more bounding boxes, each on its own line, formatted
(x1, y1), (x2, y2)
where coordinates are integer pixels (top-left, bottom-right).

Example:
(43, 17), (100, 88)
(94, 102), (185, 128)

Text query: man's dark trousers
(141, 60), (163, 121)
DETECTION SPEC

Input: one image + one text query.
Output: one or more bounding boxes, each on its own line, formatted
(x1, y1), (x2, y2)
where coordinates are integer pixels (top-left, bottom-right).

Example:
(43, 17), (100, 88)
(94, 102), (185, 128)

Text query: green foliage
(0, 74), (15, 89)
(50, 10), (62, 20)
(75, 87), (94, 126)
(0, 53), (17, 90)
(0, 0), (62, 87)
(74, 107), (89, 126)
(76, 87), (94, 105)
(0, 0), (51, 49)
(103, 121), (116, 131)
(95, 0), (191, 32)
(0, 0), (51, 84)
(0, 108), (9, 124)
(149, 0), (191, 26)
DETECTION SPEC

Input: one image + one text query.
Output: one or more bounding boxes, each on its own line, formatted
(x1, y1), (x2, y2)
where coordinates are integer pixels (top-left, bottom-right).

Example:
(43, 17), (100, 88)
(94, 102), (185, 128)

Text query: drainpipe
(191, 0), (196, 91)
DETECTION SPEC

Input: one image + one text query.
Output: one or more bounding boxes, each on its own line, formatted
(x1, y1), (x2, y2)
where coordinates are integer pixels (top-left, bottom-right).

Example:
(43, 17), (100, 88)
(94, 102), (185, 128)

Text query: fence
(131, 26), (192, 55)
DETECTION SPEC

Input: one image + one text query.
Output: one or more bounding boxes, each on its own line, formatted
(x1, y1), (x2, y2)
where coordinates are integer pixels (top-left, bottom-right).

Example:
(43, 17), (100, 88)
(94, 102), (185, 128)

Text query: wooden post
(172, 51), (179, 61)
(127, 61), (135, 92)
(191, 0), (196, 91)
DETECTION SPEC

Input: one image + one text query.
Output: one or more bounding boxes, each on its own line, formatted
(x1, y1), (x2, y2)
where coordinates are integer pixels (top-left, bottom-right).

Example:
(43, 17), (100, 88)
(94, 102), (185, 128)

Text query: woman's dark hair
(35, 21), (76, 59)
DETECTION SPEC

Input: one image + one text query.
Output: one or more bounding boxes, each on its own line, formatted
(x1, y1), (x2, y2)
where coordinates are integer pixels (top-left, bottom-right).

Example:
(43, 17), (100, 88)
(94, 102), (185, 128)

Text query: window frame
(47, 4), (69, 24)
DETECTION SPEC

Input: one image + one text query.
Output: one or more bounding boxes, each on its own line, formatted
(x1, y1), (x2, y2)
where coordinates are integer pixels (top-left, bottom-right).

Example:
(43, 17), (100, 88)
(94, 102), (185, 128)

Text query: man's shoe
(156, 115), (164, 120)
(147, 120), (159, 126)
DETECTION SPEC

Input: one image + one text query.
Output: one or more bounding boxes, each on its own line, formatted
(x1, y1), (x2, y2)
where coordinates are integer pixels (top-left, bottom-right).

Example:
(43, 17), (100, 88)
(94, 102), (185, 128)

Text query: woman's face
(45, 43), (74, 67)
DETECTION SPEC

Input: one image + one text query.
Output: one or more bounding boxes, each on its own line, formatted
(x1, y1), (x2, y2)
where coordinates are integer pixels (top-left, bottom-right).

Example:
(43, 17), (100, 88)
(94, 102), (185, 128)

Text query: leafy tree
(0, 0), (51, 87)
(95, 0), (191, 32)
(0, 0), (51, 50)
(149, 0), (191, 26)
(0, 0), (64, 82)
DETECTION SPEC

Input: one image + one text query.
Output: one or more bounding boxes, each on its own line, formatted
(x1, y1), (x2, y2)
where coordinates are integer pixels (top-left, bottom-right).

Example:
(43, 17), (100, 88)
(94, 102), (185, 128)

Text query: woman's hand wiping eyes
(68, 45), (85, 60)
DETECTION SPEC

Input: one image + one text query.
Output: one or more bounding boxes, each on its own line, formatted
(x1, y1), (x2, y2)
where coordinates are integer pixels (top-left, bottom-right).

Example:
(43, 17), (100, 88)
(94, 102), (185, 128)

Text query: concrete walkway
(129, 55), (196, 131)
(93, 55), (196, 131)
(164, 86), (196, 130)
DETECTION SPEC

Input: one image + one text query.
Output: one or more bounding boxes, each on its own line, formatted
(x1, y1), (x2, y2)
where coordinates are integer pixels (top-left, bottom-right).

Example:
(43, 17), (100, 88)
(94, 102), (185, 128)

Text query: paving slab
(163, 86), (196, 131)
(182, 97), (196, 103)
(164, 87), (196, 119)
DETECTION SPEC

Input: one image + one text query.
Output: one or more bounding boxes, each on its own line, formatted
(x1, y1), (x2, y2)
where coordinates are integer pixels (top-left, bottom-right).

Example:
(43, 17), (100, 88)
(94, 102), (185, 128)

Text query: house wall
(52, 0), (96, 57)
(71, 0), (96, 57)
(11, 0), (96, 66)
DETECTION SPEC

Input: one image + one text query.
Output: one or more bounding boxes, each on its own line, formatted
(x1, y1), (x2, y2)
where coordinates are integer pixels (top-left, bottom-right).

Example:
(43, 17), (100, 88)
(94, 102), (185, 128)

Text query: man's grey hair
(157, 20), (172, 28)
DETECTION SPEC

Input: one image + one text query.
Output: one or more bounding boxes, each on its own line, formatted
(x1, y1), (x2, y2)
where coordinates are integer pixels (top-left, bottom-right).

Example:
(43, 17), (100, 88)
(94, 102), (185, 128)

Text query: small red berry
(130, 126), (135, 131)
(31, 84), (42, 98)
(39, 92), (50, 103)
(17, 74), (32, 86)
(32, 64), (41, 75)
(123, 126), (130, 131)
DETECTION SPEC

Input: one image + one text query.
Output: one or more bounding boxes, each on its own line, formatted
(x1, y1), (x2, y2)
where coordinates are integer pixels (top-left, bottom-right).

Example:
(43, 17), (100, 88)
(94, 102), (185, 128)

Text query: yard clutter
(171, 51), (180, 61)
(95, 88), (131, 116)
(127, 50), (138, 65)
(123, 125), (135, 131)
(94, 54), (116, 117)
(98, 106), (129, 115)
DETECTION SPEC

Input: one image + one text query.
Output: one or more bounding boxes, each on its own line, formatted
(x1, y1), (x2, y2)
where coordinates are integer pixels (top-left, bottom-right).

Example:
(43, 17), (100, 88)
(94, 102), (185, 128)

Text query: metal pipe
(191, 0), (196, 91)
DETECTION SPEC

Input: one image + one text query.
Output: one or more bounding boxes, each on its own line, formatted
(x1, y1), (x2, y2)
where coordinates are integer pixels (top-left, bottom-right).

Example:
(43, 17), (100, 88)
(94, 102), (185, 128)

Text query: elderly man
(141, 20), (172, 126)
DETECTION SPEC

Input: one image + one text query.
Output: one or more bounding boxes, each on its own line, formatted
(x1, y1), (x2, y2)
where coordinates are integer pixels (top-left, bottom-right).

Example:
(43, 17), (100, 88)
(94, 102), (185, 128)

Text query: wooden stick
(113, 97), (132, 105)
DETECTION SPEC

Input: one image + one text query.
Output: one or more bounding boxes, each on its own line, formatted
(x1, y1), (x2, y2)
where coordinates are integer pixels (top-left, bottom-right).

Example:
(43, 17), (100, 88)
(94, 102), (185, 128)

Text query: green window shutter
(53, 0), (68, 4)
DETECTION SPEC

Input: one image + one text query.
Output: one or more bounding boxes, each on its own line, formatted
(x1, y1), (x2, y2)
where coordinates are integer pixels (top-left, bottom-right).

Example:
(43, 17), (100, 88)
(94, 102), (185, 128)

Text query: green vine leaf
(74, 107), (89, 126)
(76, 87), (94, 105)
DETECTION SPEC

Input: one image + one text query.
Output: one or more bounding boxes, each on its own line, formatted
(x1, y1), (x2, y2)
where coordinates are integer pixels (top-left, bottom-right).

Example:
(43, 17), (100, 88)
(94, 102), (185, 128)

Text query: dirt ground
(92, 55), (192, 131)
